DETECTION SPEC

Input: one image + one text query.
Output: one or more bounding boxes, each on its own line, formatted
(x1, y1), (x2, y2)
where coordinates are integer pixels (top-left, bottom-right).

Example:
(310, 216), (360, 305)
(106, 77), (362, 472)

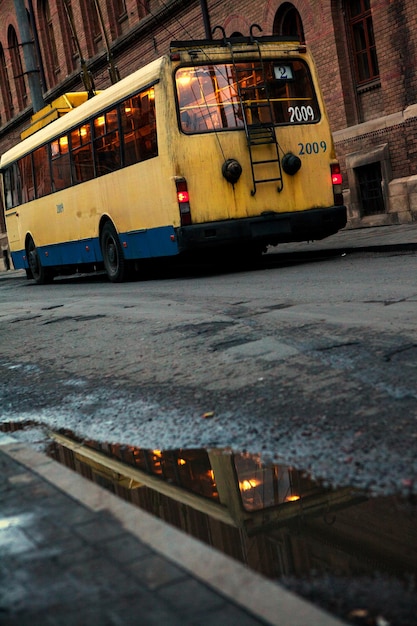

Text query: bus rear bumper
(176, 205), (347, 251)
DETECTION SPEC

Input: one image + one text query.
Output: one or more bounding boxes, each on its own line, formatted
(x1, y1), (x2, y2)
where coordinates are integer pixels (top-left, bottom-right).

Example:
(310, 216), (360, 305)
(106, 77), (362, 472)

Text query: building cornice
(334, 104), (417, 143)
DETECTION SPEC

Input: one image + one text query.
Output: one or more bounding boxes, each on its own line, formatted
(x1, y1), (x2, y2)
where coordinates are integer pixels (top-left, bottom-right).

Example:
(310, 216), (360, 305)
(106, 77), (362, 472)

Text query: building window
(8, 26), (27, 110)
(105, 0), (127, 39)
(0, 44), (13, 121)
(273, 3), (305, 42)
(137, 0), (150, 20)
(116, 0), (127, 19)
(38, 0), (60, 87)
(79, 0), (103, 56)
(46, 2), (59, 70)
(347, 0), (379, 84)
(356, 162), (384, 216)
(90, 0), (102, 44)
(60, 0), (78, 72)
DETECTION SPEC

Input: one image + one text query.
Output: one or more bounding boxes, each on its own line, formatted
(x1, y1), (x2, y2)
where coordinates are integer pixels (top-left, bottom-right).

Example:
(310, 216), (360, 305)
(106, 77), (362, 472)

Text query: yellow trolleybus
(1, 32), (346, 283)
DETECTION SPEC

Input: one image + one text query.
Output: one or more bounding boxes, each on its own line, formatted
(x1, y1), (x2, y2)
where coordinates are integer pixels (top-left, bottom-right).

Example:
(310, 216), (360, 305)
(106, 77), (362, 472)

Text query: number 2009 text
(298, 141), (327, 155)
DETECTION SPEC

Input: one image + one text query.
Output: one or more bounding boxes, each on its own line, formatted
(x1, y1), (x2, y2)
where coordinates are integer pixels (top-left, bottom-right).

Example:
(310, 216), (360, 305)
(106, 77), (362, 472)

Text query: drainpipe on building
(200, 0), (212, 40)
(27, 0), (47, 93)
(13, 0), (44, 113)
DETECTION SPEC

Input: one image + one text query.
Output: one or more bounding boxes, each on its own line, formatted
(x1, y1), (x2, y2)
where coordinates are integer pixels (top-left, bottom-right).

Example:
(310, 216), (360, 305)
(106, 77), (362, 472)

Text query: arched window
(38, 0), (60, 88)
(0, 44), (13, 121)
(347, 0), (379, 84)
(8, 26), (27, 111)
(273, 3), (305, 42)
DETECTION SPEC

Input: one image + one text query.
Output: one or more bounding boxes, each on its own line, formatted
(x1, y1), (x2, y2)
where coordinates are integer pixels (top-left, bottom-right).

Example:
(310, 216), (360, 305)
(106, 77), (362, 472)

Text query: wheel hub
(108, 241), (117, 267)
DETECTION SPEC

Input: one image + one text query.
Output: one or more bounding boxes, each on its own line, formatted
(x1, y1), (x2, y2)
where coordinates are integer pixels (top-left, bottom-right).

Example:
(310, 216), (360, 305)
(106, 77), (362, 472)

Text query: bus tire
(100, 221), (127, 282)
(26, 236), (54, 284)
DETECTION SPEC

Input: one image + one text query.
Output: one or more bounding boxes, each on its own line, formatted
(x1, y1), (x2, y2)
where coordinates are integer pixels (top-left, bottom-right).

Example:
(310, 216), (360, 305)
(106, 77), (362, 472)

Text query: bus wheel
(100, 222), (126, 282)
(26, 237), (53, 284)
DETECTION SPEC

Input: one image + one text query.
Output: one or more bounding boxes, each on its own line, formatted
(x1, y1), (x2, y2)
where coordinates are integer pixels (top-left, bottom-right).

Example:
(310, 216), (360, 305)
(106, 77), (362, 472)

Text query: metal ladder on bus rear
(228, 39), (283, 196)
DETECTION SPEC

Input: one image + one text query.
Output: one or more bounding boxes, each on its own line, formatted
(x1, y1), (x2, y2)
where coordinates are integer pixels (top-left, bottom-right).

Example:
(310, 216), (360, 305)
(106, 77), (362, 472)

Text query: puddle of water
(2, 421), (417, 625)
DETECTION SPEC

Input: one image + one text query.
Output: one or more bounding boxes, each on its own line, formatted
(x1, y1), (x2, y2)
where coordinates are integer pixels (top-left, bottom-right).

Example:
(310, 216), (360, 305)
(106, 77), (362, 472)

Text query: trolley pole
(13, 0), (44, 112)
(62, 0), (96, 98)
(92, 0), (120, 84)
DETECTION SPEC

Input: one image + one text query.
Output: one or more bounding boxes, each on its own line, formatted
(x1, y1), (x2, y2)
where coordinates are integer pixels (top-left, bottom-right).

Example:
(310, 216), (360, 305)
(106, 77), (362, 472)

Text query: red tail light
(331, 167), (342, 185)
(176, 178), (191, 225)
(177, 190), (189, 203)
(331, 163), (343, 206)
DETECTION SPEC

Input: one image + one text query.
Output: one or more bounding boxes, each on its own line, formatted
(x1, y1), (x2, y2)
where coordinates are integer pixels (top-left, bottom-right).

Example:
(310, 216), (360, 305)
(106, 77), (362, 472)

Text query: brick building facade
(0, 0), (416, 261)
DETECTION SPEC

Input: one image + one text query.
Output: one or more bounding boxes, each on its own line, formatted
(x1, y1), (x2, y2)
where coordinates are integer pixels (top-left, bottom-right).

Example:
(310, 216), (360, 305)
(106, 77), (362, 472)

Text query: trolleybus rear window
(176, 60), (320, 133)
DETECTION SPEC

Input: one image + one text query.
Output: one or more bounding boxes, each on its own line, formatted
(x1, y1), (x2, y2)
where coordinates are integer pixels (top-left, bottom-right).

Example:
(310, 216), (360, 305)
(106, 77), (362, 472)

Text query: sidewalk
(274, 222), (417, 256)
(0, 433), (345, 626)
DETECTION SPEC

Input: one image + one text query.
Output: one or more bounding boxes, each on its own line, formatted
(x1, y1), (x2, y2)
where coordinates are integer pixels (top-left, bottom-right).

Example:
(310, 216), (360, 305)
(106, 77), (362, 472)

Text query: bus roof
(0, 56), (165, 169)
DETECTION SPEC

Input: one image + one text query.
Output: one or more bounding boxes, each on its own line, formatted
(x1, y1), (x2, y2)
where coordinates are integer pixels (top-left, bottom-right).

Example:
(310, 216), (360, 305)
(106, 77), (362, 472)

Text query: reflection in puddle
(2, 422), (417, 624)
(47, 433), (416, 572)
(48, 431), (360, 536)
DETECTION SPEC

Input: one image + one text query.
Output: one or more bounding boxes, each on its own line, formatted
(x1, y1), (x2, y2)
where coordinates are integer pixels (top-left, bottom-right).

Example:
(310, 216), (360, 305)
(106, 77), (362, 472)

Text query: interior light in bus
(96, 116), (105, 127)
(59, 136), (68, 152)
(80, 126), (88, 137)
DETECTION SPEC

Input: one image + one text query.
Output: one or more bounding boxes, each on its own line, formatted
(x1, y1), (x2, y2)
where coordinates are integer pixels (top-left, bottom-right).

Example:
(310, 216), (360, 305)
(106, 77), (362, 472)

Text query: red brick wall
(1, 0), (417, 229)
(0, 0), (414, 132)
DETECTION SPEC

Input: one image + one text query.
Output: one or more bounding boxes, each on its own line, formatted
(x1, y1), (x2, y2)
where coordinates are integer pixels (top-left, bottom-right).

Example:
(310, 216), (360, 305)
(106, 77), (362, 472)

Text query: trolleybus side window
(19, 153), (35, 203)
(93, 108), (121, 176)
(4, 164), (19, 209)
(71, 123), (94, 184)
(120, 88), (157, 166)
(176, 60), (320, 133)
(51, 135), (71, 191)
(3, 84), (158, 208)
(33, 145), (52, 198)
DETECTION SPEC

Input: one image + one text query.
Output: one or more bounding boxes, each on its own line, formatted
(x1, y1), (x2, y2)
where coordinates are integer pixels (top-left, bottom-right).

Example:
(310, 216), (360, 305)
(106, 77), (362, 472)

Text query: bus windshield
(176, 59), (320, 133)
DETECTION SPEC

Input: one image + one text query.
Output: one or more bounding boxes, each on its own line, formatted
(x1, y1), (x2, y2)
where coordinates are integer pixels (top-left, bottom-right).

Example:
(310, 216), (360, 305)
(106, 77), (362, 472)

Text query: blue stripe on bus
(11, 225), (179, 270)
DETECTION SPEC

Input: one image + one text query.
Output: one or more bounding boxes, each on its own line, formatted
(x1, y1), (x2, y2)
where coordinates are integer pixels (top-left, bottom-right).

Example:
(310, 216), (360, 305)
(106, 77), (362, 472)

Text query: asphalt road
(1, 248), (417, 497)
